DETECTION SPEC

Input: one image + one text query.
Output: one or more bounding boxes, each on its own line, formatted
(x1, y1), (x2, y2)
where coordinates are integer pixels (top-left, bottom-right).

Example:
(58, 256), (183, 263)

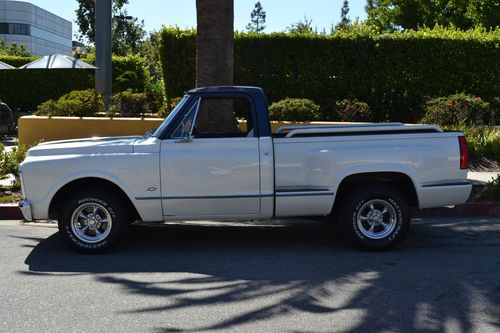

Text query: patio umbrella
(19, 54), (96, 69)
(0, 61), (15, 70)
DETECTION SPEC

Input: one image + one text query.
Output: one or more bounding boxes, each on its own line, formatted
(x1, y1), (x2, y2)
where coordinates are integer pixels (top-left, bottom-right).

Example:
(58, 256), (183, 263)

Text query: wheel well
(48, 177), (140, 221)
(333, 172), (418, 210)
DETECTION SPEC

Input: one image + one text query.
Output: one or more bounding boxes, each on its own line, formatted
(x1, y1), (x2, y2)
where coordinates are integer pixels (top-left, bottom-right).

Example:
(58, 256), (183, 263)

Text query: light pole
(95, 0), (112, 111)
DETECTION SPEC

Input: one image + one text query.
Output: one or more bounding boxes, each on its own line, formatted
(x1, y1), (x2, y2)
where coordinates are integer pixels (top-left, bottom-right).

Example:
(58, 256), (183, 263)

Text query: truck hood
(26, 136), (140, 157)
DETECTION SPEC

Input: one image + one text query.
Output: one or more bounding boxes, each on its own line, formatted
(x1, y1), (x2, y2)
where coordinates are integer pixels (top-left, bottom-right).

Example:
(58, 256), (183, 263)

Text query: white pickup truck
(19, 86), (472, 253)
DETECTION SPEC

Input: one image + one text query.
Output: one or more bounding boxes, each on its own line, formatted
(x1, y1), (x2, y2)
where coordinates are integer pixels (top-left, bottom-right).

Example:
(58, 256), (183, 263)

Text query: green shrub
(336, 99), (373, 122)
(112, 90), (154, 117)
(448, 125), (500, 162)
(157, 96), (184, 118)
(269, 98), (321, 121)
(0, 69), (94, 112)
(81, 54), (147, 93)
(160, 26), (500, 122)
(421, 93), (491, 126)
(0, 55), (38, 68)
(487, 175), (500, 202)
(0, 143), (30, 190)
(35, 89), (103, 117)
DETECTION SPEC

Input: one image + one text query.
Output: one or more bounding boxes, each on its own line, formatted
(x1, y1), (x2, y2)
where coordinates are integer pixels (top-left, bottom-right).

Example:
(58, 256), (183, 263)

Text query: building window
(0, 23), (31, 36)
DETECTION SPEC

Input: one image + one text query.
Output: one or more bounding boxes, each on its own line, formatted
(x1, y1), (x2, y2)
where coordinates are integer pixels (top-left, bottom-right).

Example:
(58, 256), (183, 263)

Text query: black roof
(187, 86), (263, 94)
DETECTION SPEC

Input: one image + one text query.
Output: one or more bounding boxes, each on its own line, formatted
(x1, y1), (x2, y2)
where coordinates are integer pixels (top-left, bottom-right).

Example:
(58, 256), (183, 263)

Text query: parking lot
(1, 217), (499, 332)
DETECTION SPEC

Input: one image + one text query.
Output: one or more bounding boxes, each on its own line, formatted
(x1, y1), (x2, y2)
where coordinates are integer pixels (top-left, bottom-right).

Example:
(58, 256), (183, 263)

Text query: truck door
(160, 95), (261, 219)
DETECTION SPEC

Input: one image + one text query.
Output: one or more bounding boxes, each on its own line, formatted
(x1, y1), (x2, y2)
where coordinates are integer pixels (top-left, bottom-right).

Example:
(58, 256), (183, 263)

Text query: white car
(19, 86), (472, 253)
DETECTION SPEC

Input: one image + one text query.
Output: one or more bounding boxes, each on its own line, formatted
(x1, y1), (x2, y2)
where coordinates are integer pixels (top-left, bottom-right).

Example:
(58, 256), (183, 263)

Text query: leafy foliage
(447, 125), (500, 162)
(0, 55), (38, 68)
(35, 90), (103, 117)
(365, 0), (500, 31)
(112, 90), (158, 117)
(269, 98), (321, 121)
(421, 93), (492, 126)
(336, 99), (373, 122)
(0, 40), (31, 57)
(0, 69), (94, 112)
(159, 26), (500, 122)
(246, 2), (266, 33)
(487, 175), (500, 202)
(75, 0), (145, 55)
(0, 143), (31, 190)
(287, 16), (316, 34)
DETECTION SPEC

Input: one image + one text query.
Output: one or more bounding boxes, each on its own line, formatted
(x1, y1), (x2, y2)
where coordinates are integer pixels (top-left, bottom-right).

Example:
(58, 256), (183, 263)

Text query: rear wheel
(58, 190), (128, 254)
(339, 184), (410, 250)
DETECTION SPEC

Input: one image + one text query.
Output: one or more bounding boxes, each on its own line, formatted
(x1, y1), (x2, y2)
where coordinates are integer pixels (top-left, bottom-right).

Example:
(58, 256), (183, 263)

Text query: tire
(339, 184), (410, 250)
(58, 189), (128, 254)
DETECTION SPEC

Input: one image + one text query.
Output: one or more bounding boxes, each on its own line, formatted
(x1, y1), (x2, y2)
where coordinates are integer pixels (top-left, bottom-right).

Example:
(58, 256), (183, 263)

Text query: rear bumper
(418, 182), (472, 209)
(19, 200), (32, 221)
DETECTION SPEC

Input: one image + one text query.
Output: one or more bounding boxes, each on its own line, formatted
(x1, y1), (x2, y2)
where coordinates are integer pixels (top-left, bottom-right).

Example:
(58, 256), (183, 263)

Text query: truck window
(193, 97), (254, 138)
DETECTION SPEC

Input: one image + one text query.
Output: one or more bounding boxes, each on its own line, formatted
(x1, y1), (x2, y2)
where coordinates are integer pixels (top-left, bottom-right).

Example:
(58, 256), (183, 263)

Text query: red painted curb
(0, 204), (24, 220)
(413, 202), (500, 218)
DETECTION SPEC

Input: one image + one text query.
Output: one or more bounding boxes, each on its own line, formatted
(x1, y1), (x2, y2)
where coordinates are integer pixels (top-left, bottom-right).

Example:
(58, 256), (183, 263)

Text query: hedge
(159, 26), (500, 122)
(0, 55), (38, 68)
(0, 69), (94, 112)
(0, 55), (148, 112)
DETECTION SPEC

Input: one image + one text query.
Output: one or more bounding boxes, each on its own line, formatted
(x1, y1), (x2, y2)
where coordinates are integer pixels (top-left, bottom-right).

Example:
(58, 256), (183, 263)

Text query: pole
(95, 0), (112, 110)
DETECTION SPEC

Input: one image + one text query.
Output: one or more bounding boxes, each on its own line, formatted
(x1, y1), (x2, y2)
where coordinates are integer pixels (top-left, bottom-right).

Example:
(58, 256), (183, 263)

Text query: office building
(0, 0), (72, 56)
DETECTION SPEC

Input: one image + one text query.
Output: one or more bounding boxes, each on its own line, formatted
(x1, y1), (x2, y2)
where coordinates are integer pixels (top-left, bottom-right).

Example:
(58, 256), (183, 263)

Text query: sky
(18, 0), (368, 38)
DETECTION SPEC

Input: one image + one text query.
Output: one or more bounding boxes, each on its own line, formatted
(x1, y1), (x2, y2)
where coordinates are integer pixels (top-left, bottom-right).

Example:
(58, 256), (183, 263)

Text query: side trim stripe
(136, 194), (274, 200)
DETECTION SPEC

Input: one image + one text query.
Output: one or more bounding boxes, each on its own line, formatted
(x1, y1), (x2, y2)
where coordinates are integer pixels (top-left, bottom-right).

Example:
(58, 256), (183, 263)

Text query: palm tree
(196, 0), (234, 87)
(195, 0), (239, 134)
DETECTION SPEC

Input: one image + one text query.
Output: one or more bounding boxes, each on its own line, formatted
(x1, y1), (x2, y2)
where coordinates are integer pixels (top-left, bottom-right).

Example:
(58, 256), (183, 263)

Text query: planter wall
(18, 116), (338, 145)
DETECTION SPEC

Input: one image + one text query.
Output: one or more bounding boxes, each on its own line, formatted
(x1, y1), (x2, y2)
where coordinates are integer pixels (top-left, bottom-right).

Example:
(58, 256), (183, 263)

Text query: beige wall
(18, 116), (338, 145)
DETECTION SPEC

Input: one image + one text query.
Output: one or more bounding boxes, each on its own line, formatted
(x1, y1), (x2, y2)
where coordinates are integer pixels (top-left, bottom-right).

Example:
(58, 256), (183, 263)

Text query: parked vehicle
(19, 86), (472, 253)
(0, 101), (16, 135)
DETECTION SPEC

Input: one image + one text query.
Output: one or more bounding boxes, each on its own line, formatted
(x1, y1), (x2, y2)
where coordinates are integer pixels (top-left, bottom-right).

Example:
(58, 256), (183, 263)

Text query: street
(1, 217), (499, 332)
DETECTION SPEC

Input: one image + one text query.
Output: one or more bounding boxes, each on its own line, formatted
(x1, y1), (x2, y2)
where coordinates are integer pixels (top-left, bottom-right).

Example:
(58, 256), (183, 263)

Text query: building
(0, 0), (72, 56)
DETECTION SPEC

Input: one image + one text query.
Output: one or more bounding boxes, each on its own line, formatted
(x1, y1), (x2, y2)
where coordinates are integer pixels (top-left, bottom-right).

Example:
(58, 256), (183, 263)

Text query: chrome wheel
(70, 203), (113, 244)
(356, 199), (397, 240)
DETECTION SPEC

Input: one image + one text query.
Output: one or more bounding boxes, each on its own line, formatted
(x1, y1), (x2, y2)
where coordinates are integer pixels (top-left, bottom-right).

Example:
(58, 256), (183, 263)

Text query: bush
(157, 96), (184, 118)
(160, 26), (500, 122)
(81, 54), (147, 93)
(421, 93), (491, 126)
(269, 98), (321, 121)
(447, 125), (500, 162)
(0, 55), (38, 68)
(112, 90), (156, 117)
(0, 69), (94, 112)
(336, 99), (373, 122)
(35, 89), (103, 117)
(487, 175), (500, 202)
(0, 143), (30, 190)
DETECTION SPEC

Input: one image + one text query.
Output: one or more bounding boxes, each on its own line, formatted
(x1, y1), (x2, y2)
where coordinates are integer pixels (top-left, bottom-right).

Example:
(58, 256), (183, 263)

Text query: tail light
(458, 136), (469, 170)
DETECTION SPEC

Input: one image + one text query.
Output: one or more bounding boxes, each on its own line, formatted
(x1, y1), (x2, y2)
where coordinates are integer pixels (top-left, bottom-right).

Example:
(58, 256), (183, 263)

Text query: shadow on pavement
(22, 218), (500, 332)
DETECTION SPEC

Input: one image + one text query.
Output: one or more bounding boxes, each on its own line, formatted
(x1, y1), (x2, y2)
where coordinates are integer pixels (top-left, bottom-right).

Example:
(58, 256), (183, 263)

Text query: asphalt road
(1, 217), (500, 333)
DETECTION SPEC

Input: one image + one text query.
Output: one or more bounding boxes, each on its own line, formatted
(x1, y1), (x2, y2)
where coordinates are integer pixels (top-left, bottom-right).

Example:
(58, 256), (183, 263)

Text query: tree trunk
(195, 0), (239, 134)
(196, 0), (234, 87)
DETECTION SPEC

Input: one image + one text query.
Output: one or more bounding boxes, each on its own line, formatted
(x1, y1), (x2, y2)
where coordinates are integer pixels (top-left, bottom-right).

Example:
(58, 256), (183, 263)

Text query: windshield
(151, 95), (190, 137)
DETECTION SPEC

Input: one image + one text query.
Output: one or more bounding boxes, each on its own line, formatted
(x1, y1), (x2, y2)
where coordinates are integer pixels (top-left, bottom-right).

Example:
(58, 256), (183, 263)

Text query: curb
(0, 204), (24, 220)
(412, 202), (500, 218)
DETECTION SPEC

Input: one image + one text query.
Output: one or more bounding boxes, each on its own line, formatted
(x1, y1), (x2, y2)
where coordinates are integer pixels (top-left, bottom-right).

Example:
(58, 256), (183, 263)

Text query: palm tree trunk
(196, 0), (239, 134)
(196, 0), (234, 87)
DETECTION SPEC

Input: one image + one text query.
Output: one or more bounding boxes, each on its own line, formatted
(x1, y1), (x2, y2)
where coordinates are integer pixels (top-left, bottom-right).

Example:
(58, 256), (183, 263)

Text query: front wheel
(58, 190), (128, 254)
(339, 185), (410, 250)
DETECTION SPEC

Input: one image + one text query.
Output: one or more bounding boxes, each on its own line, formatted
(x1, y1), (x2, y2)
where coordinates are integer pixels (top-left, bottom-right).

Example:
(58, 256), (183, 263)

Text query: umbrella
(19, 54), (96, 69)
(0, 61), (15, 70)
